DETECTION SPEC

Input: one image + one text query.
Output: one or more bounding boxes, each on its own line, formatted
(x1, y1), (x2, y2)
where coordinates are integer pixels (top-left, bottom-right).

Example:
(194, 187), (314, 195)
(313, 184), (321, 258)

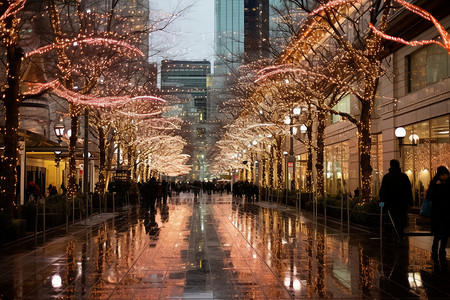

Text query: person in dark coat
(379, 159), (413, 238)
(427, 166), (450, 258)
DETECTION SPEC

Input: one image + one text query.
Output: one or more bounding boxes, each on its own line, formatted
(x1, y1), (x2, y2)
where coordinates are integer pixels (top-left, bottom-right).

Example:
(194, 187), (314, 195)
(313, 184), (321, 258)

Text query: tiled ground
(0, 193), (449, 299)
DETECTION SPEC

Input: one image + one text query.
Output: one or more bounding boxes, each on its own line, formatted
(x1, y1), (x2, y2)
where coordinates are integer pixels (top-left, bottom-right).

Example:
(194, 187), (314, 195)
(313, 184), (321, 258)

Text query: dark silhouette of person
(141, 177), (158, 213)
(354, 187), (360, 198)
(379, 159), (413, 239)
(427, 166), (450, 258)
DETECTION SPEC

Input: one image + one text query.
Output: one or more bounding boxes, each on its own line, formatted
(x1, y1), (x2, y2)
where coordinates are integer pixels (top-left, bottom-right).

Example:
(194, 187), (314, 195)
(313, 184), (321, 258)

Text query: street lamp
(54, 122), (64, 144)
(300, 124), (307, 134)
(395, 126), (417, 157)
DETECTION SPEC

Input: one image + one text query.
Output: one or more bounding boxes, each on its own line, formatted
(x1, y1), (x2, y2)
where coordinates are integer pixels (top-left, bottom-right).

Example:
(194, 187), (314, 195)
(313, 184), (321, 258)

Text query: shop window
(402, 115), (450, 207)
(408, 44), (450, 93)
(324, 141), (349, 195)
(371, 134), (383, 196)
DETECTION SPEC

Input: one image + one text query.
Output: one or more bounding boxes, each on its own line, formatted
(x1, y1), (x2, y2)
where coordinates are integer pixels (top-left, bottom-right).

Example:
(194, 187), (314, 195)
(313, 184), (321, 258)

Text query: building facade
(284, 3), (450, 209)
(161, 60), (211, 180)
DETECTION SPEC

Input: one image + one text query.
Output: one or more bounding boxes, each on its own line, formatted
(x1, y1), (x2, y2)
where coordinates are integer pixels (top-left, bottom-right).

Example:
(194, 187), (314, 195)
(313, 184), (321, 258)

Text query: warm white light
(66, 129), (72, 137)
(409, 133), (419, 144)
(252, 140), (257, 146)
(52, 274), (62, 288)
(293, 107), (301, 115)
(395, 127), (406, 138)
(54, 150), (62, 155)
(300, 124), (307, 134)
(54, 123), (64, 138)
(283, 151), (288, 156)
(284, 116), (291, 125)
(292, 127), (298, 135)
(267, 133), (272, 138)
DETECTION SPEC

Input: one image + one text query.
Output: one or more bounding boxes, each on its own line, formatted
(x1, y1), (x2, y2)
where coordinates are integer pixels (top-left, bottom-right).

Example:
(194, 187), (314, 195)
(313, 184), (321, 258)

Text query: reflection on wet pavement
(1, 193), (450, 299)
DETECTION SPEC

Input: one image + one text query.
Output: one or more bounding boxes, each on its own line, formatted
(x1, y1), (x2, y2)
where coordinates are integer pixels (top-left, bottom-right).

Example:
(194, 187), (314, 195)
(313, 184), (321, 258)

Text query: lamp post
(395, 126), (418, 157)
(54, 122), (64, 145)
(54, 122), (64, 193)
(285, 107), (301, 191)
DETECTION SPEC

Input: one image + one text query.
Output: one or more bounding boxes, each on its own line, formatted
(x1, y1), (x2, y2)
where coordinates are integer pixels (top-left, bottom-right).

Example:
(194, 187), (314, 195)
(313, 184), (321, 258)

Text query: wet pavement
(0, 193), (449, 299)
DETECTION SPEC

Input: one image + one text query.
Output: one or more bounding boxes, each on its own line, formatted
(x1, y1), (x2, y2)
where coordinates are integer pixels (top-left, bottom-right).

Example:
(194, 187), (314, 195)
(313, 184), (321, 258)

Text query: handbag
(420, 198), (431, 217)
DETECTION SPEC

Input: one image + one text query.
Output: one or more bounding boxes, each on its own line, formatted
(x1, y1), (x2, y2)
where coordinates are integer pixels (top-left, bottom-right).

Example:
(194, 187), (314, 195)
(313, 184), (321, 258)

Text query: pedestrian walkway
(0, 193), (449, 299)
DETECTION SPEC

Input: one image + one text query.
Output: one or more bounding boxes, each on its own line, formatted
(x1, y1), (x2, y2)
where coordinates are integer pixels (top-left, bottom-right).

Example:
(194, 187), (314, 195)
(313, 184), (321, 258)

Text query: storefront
(324, 141), (349, 195)
(401, 115), (450, 207)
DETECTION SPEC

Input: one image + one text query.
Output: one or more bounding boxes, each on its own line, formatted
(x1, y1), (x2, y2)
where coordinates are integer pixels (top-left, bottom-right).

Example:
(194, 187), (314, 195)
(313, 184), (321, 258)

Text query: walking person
(427, 166), (450, 259)
(379, 159), (413, 239)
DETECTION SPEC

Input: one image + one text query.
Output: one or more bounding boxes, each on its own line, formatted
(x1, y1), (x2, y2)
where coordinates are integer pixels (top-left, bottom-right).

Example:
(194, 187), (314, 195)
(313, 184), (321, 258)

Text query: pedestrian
(354, 187), (360, 198)
(379, 159), (413, 239)
(427, 166), (450, 259)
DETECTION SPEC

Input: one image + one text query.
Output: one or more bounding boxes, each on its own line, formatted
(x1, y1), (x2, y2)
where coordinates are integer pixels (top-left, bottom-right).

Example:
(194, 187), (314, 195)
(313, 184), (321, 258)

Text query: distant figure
(47, 184), (53, 197)
(60, 183), (67, 195)
(427, 166), (450, 259)
(379, 159), (413, 239)
(354, 187), (360, 198)
(50, 186), (58, 196)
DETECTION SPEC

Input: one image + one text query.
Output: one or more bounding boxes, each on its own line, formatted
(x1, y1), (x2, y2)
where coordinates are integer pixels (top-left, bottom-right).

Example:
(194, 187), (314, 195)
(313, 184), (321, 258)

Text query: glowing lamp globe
(395, 127), (406, 138)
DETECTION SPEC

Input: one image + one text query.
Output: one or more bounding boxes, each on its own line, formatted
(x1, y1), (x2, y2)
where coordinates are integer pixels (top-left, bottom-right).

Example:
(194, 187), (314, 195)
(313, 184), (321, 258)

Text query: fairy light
(0, 0), (26, 21)
(25, 37), (145, 58)
(369, 0), (450, 54)
(310, 0), (362, 16)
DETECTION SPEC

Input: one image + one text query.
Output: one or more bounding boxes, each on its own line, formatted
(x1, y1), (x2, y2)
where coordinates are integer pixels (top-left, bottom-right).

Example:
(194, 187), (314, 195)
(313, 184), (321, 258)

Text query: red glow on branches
(370, 0), (450, 54)
(25, 37), (145, 58)
(0, 0), (26, 21)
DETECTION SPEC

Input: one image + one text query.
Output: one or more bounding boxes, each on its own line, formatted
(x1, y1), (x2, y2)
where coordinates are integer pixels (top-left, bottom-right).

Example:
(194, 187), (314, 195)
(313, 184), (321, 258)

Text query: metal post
(113, 192), (115, 213)
(380, 205), (383, 240)
(340, 193), (344, 226)
(43, 198), (46, 241)
(83, 108), (89, 222)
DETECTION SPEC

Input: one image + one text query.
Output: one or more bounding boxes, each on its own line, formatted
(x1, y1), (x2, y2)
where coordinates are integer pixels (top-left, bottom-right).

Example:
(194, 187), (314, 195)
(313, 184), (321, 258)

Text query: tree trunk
(96, 126), (106, 197)
(360, 99), (373, 203)
(315, 111), (326, 196)
(0, 45), (23, 218)
(261, 156), (266, 187)
(306, 124), (313, 193)
(275, 136), (283, 189)
(269, 147), (274, 188)
(68, 113), (79, 198)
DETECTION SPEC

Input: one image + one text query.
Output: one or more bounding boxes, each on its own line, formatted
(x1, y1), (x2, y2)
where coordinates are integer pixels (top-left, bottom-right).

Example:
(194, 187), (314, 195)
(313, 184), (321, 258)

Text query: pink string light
(27, 80), (166, 108)
(25, 37), (145, 58)
(370, 0), (450, 54)
(0, 0), (27, 21)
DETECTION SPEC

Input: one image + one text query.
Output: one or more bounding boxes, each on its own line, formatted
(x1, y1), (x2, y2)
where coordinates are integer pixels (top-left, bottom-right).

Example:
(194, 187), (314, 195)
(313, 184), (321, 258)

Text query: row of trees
(212, 0), (449, 203)
(1, 0), (192, 218)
